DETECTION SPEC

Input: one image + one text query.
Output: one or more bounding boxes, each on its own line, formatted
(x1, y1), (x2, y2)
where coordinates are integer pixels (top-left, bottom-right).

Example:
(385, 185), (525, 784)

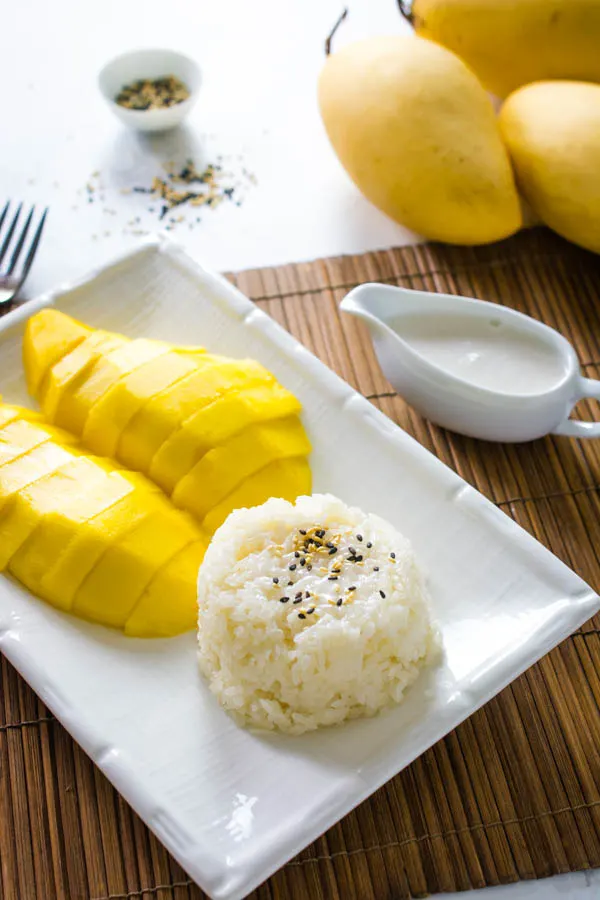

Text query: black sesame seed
(326, 541), (335, 549)
(390, 552), (396, 560)
(307, 607), (316, 615)
(299, 529), (307, 535)
(366, 542), (373, 549)
(328, 547), (337, 555)
(307, 564), (312, 571)
(349, 546), (356, 554)
(294, 551), (300, 558)
(272, 577), (279, 584)
(355, 555), (363, 562)
(279, 596), (289, 603)
(300, 558), (306, 566)
(305, 591), (311, 598)
(379, 590), (386, 599)
(357, 534), (363, 542)
(336, 598), (343, 607)
(374, 566), (380, 572)
(328, 575), (338, 581)
(293, 597), (303, 604)
(316, 529), (326, 538)
(295, 591), (303, 600)
(289, 563), (297, 571)
(348, 585), (356, 591)
(288, 580), (294, 586)
(298, 612), (306, 620)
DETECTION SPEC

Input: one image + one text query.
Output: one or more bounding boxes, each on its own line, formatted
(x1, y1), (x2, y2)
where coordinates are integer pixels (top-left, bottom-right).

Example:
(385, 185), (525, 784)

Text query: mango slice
(173, 416), (311, 519)
(23, 310), (312, 539)
(72, 509), (201, 628)
(117, 357), (274, 474)
(124, 540), (206, 638)
(23, 309), (90, 395)
(202, 457), (312, 534)
(0, 406), (205, 635)
(0, 457), (113, 573)
(82, 352), (200, 458)
(8, 463), (143, 600)
(149, 382), (301, 494)
(65, 338), (173, 436)
(0, 405), (38, 430)
(42, 331), (126, 423)
(38, 489), (170, 608)
(0, 442), (76, 511)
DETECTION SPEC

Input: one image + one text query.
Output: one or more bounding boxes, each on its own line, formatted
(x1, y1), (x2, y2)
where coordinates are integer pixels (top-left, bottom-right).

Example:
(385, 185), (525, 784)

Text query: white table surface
(3, 1), (599, 898)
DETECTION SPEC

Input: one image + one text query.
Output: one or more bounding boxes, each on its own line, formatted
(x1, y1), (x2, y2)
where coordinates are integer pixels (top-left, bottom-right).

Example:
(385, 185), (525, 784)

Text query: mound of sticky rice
(197, 494), (438, 734)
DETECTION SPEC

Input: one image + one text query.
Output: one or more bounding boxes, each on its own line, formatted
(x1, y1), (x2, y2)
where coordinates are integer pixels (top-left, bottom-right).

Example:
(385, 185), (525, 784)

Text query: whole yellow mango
(500, 81), (600, 254)
(318, 35), (521, 245)
(403, 0), (600, 99)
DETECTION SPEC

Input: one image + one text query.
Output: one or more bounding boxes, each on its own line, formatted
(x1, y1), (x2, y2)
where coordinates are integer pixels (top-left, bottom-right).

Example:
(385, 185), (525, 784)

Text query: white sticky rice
(197, 493), (438, 734)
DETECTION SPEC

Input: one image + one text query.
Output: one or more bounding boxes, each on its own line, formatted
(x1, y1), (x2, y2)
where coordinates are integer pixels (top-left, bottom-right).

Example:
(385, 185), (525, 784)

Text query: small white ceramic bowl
(98, 48), (201, 133)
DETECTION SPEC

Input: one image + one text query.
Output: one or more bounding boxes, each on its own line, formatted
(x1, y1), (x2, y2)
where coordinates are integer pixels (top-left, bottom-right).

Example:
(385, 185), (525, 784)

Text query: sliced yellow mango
(41, 331), (126, 423)
(38, 489), (169, 609)
(117, 357), (274, 474)
(0, 403), (205, 634)
(0, 406), (41, 428)
(73, 510), (200, 628)
(173, 416), (311, 519)
(0, 420), (52, 466)
(0, 442), (76, 512)
(0, 457), (111, 573)
(9, 466), (144, 600)
(124, 540), (206, 637)
(149, 382), (302, 494)
(0, 418), (79, 468)
(202, 456), (312, 534)
(64, 338), (173, 437)
(82, 352), (200, 458)
(23, 309), (90, 395)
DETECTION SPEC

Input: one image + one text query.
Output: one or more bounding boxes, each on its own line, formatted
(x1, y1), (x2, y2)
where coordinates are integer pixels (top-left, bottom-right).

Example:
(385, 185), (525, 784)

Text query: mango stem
(325, 8), (348, 56)
(398, 0), (414, 25)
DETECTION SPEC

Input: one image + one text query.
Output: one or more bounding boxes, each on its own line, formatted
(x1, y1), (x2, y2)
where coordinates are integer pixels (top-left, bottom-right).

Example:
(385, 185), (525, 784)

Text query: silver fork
(0, 201), (48, 306)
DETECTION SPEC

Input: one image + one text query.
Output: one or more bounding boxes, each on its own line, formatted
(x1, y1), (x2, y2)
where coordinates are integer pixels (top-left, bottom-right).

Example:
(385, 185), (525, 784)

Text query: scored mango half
(23, 310), (312, 532)
(0, 403), (206, 636)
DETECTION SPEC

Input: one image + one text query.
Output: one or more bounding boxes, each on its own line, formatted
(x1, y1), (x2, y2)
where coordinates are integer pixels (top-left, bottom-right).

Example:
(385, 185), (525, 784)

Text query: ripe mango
(0, 405), (206, 635)
(117, 356), (274, 474)
(124, 541), (205, 638)
(42, 331), (126, 422)
(149, 383), (301, 494)
(72, 508), (200, 628)
(173, 416), (311, 520)
(23, 311), (312, 524)
(202, 457), (312, 533)
(500, 81), (600, 254)
(318, 35), (521, 244)
(23, 309), (90, 395)
(83, 351), (201, 457)
(404, 0), (600, 99)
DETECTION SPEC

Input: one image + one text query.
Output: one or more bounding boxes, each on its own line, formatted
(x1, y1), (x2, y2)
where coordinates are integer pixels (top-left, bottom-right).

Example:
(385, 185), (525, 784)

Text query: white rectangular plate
(0, 237), (597, 900)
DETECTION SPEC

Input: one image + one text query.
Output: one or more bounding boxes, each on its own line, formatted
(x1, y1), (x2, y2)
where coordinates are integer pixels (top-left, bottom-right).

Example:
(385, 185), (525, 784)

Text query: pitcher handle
(552, 378), (600, 438)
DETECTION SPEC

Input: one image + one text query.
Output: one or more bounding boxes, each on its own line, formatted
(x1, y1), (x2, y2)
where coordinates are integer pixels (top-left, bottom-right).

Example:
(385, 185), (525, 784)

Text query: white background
(2, 1), (599, 897)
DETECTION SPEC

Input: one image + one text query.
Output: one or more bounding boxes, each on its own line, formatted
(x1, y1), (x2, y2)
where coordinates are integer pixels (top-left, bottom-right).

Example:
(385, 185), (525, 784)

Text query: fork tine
(20, 208), (48, 281)
(0, 201), (10, 234)
(0, 202), (23, 266)
(7, 206), (35, 276)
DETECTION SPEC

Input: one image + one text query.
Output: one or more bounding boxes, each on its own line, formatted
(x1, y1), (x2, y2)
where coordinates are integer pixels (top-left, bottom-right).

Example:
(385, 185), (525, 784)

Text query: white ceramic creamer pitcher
(340, 283), (600, 443)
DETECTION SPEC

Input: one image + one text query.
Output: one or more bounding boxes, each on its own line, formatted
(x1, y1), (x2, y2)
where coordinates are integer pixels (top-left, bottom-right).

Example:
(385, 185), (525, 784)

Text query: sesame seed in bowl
(98, 48), (201, 133)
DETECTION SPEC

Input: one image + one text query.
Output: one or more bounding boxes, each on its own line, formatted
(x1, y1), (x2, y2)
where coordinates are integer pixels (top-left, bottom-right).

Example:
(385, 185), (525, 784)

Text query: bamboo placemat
(2, 227), (600, 900)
